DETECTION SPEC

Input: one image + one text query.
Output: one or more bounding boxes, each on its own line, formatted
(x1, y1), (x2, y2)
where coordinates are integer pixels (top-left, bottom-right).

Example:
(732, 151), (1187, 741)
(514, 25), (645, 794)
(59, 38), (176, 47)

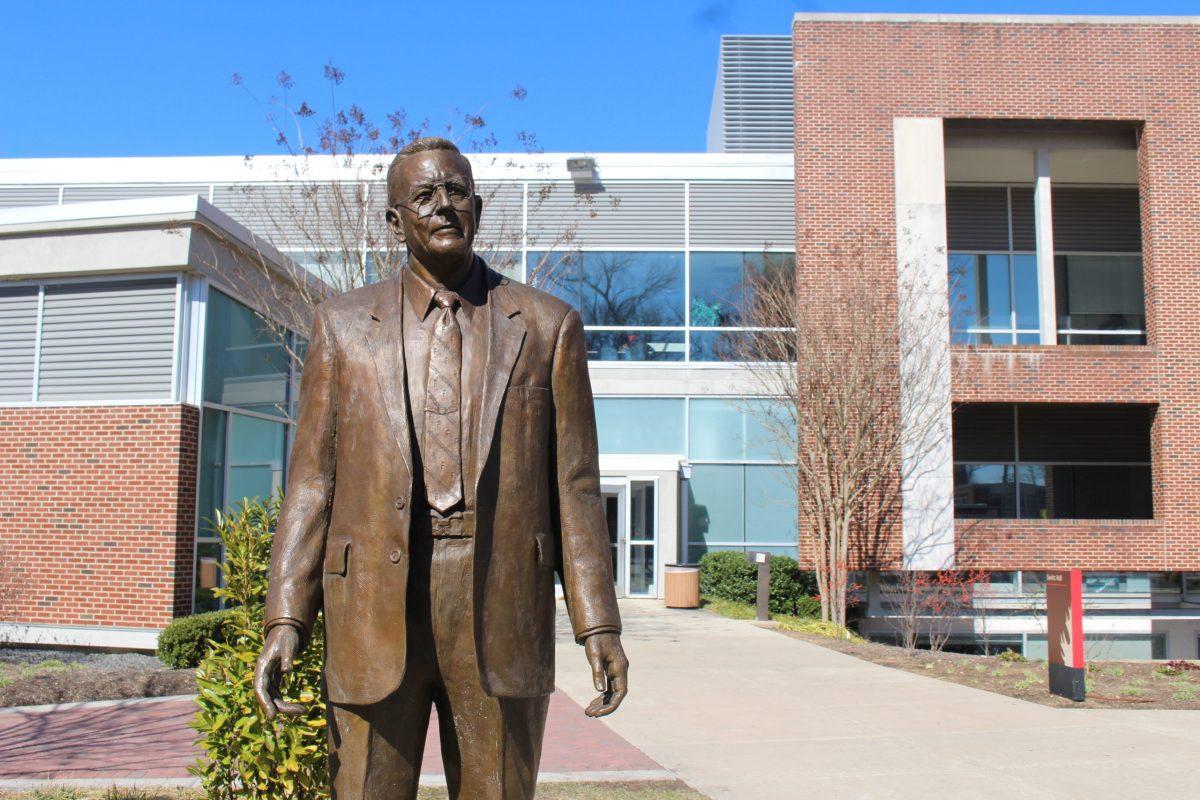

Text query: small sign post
(1046, 569), (1086, 702)
(746, 551), (770, 621)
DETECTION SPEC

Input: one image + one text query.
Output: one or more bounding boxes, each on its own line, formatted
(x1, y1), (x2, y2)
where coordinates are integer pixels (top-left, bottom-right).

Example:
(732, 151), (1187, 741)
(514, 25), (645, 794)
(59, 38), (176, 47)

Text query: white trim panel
(894, 118), (955, 570)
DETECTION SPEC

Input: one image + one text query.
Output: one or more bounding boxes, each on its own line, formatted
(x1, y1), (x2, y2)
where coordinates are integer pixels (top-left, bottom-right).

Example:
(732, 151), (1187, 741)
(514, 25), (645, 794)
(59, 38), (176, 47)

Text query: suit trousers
(327, 524), (550, 800)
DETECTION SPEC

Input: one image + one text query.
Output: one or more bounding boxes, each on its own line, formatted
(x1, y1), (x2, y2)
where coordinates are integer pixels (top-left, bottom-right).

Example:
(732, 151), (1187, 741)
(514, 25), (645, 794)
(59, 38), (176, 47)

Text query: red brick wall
(0, 405), (199, 630)
(794, 18), (1200, 569)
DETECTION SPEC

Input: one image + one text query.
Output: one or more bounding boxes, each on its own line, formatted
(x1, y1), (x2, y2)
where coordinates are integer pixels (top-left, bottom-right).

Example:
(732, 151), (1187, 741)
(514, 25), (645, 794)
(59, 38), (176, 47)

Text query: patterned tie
(423, 290), (463, 513)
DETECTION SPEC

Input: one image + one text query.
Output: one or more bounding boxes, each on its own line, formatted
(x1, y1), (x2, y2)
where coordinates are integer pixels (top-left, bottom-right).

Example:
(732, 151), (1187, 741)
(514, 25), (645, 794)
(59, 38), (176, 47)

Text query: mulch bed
(0, 649), (195, 708)
(775, 628), (1200, 710)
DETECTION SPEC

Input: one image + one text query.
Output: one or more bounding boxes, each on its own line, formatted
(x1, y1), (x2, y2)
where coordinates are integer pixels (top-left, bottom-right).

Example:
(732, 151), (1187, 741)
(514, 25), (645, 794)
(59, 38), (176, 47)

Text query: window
(594, 398), (685, 455)
(947, 186), (1040, 345)
(953, 404), (1153, 519)
(688, 252), (795, 362)
(684, 398), (796, 562)
(196, 289), (300, 612)
(1055, 255), (1145, 344)
(528, 250), (794, 363)
(203, 290), (293, 417)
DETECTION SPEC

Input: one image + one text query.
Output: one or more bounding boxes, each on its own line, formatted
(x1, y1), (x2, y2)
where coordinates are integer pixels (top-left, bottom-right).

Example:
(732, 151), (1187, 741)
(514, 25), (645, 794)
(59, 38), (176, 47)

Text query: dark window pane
(1010, 186), (1036, 251)
(584, 330), (684, 362)
(1036, 465), (1153, 519)
(1055, 254), (1145, 343)
(532, 251), (684, 327)
(953, 463), (1015, 518)
(946, 186), (1010, 251)
(1017, 405), (1152, 463)
(953, 404), (1016, 462)
(1052, 186), (1142, 253)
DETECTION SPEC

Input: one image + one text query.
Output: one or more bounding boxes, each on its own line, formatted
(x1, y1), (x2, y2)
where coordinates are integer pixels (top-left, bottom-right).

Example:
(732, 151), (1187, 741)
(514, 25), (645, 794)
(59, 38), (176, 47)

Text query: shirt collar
(402, 257), (484, 321)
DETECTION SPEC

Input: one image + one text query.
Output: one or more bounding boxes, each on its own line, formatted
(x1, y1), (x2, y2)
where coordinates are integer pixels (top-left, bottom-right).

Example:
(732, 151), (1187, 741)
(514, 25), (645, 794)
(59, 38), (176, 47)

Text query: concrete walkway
(555, 600), (1200, 800)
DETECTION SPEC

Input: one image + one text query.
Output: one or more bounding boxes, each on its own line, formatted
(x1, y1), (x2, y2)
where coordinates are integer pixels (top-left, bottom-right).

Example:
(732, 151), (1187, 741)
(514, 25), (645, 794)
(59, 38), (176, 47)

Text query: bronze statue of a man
(254, 137), (628, 799)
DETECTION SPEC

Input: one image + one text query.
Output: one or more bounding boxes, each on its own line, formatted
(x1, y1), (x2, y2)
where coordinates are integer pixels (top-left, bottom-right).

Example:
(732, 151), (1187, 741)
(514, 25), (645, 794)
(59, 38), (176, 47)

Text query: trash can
(664, 563), (701, 609)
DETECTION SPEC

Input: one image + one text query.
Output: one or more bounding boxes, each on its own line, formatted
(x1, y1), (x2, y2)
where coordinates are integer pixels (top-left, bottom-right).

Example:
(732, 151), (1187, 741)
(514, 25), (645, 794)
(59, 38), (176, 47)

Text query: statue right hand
(254, 625), (307, 719)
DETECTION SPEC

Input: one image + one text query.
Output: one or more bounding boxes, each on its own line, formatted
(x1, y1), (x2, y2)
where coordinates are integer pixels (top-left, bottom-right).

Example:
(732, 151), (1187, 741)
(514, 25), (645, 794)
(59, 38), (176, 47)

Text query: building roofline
(0, 152), (794, 186)
(793, 12), (1200, 25)
(0, 194), (330, 297)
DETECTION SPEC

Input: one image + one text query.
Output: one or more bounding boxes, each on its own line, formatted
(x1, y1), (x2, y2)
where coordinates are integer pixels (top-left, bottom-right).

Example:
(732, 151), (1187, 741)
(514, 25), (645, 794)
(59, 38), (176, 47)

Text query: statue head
(385, 137), (482, 285)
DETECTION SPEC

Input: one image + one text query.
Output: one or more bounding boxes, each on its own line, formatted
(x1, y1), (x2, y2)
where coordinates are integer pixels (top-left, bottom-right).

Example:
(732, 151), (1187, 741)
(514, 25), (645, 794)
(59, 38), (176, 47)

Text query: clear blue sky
(1, 1), (1196, 157)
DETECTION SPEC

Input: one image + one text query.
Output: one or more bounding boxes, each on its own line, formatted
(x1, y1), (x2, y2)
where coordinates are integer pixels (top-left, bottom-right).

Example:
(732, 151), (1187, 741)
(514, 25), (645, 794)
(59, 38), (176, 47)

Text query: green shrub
(158, 609), (235, 669)
(191, 496), (327, 799)
(698, 551), (819, 617)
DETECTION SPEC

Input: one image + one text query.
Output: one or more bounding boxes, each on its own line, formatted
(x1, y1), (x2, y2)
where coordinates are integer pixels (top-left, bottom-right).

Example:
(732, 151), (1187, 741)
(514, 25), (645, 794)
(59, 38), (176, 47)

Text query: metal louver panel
(946, 186), (1009, 251)
(1052, 187), (1142, 253)
(527, 182), (684, 249)
(0, 287), (38, 401)
(212, 183), (365, 250)
(712, 36), (794, 153)
(38, 279), (177, 401)
(0, 186), (60, 208)
(689, 182), (795, 248)
(62, 184), (210, 203)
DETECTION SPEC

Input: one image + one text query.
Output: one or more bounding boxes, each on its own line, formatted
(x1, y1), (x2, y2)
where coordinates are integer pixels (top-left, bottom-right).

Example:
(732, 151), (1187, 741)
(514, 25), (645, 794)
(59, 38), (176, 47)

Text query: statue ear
(385, 207), (406, 244)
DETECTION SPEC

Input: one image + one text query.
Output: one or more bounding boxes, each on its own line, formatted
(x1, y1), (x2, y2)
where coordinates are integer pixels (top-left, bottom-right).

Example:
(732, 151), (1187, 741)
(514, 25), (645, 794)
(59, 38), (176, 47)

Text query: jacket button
(389, 549), (402, 563)
(395, 498), (406, 510)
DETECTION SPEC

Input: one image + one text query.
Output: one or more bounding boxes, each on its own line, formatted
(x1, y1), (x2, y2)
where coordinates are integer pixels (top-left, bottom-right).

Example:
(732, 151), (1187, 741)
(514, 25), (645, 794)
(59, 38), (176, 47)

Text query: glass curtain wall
(195, 289), (299, 611)
(527, 251), (794, 363)
(683, 398), (796, 561)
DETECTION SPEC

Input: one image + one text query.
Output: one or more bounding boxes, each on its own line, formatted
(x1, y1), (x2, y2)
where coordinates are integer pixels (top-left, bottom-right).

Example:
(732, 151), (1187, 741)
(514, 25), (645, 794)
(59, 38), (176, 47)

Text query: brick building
(790, 13), (1200, 656)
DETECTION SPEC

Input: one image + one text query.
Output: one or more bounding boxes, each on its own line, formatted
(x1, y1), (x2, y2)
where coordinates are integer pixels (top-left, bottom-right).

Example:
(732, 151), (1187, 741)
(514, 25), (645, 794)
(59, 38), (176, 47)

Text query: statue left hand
(583, 632), (629, 717)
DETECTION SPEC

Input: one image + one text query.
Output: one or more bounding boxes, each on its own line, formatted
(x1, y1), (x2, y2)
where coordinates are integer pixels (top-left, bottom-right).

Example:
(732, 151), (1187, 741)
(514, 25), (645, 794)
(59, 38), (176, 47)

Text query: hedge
(699, 551), (819, 617)
(157, 608), (235, 669)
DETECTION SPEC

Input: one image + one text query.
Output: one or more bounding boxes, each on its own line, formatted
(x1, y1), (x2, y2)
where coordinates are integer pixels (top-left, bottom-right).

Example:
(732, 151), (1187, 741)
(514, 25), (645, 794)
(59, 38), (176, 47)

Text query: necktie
(423, 290), (463, 513)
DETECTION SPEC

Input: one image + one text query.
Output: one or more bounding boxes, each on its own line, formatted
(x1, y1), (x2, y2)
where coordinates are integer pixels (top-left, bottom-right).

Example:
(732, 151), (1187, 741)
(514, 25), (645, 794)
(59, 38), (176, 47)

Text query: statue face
(386, 149), (482, 277)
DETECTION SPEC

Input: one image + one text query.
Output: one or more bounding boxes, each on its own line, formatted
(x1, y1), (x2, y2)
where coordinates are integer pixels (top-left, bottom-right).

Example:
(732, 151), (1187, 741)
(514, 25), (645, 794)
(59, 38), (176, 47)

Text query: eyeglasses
(394, 180), (476, 219)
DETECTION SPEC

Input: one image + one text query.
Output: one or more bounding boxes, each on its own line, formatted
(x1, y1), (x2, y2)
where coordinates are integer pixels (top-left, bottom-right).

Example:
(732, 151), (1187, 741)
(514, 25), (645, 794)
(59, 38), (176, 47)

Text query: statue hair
(386, 137), (470, 207)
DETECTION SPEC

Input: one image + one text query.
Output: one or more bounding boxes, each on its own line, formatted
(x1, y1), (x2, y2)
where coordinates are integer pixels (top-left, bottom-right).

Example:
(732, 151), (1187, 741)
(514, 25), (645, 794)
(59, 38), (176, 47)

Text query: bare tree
(731, 234), (958, 634)
(198, 65), (587, 372)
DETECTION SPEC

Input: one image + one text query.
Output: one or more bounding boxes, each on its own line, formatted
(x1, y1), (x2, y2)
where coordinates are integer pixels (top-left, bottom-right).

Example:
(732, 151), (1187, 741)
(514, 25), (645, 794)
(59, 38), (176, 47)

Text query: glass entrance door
(601, 477), (658, 598)
(601, 478), (628, 596)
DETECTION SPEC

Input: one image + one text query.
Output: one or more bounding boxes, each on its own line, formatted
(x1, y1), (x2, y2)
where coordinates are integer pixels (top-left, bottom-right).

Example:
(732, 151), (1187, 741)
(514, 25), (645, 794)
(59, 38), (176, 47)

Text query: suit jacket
(264, 264), (622, 704)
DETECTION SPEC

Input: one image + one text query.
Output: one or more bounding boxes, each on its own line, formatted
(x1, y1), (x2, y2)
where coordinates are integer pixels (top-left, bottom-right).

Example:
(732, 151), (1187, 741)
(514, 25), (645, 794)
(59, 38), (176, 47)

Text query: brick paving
(0, 690), (660, 781)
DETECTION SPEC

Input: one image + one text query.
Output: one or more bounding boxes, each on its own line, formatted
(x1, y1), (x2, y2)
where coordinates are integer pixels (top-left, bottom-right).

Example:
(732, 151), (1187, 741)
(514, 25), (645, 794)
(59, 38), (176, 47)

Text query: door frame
(601, 474), (661, 598)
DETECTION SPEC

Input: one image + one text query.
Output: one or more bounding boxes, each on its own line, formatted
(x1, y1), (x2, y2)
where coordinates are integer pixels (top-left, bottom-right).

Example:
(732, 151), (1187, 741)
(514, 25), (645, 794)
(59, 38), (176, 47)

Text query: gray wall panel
(37, 279), (176, 400)
(528, 182), (684, 249)
(689, 182), (795, 249)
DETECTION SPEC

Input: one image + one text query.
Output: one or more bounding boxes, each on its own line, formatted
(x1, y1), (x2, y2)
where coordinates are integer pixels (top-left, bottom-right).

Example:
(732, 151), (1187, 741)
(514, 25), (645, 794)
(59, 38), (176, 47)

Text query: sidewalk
(0, 689), (666, 787)
(555, 600), (1200, 800)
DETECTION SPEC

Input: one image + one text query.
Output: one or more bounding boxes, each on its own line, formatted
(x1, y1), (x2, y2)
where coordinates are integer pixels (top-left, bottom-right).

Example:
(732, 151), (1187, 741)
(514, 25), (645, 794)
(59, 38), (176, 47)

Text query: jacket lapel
(475, 273), (527, 489)
(366, 274), (413, 477)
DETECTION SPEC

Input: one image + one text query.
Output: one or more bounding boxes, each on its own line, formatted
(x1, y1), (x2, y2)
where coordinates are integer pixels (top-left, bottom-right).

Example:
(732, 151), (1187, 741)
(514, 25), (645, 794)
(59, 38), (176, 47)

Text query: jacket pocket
(324, 539), (350, 576)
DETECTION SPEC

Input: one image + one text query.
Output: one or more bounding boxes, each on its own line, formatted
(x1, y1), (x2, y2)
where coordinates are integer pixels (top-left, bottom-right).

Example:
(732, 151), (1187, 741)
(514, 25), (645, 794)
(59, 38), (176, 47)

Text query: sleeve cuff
(575, 624), (621, 645)
(265, 617), (310, 645)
